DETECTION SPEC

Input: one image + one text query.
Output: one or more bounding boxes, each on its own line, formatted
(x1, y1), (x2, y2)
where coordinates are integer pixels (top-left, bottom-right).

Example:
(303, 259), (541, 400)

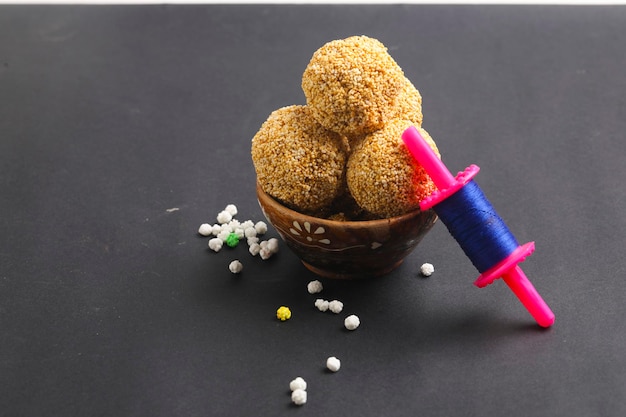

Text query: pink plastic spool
(402, 126), (555, 328)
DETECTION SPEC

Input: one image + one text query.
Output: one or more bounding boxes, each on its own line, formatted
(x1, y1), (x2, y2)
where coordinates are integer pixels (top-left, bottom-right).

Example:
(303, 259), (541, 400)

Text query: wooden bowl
(256, 182), (438, 279)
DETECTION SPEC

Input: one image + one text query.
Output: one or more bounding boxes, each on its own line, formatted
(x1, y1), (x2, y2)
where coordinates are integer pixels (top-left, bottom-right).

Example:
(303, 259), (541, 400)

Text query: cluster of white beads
(289, 377), (308, 406)
(198, 204), (279, 275)
(199, 205), (271, 251)
(198, 204), (279, 274)
(249, 237), (279, 260)
(314, 299), (344, 314)
(289, 355), (342, 406)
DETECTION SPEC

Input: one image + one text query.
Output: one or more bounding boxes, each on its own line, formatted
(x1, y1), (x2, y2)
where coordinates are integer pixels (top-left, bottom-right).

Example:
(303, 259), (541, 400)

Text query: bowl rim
(256, 181), (430, 229)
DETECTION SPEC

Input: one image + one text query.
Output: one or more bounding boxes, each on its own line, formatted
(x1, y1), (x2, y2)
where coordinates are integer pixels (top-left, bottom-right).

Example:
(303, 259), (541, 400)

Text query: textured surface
(1, 5), (625, 417)
(302, 35), (410, 137)
(251, 105), (347, 214)
(347, 121), (439, 217)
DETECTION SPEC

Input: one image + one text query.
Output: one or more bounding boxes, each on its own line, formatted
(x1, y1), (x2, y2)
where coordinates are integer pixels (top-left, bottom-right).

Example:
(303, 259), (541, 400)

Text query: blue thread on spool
(433, 180), (519, 273)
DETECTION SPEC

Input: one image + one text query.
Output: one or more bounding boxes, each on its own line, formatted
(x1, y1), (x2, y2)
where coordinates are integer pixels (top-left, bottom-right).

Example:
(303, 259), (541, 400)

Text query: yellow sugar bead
(276, 306), (292, 321)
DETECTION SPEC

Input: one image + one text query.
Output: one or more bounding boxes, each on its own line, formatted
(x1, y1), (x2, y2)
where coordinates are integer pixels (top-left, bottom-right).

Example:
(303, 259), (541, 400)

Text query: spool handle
(402, 126), (456, 190)
(502, 265), (555, 328)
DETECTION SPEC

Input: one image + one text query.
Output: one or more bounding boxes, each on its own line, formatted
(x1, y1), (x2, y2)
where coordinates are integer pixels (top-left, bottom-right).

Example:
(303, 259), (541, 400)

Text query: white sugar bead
(198, 223), (212, 236)
(420, 262), (435, 277)
(289, 377), (307, 391)
(244, 227), (257, 238)
(247, 236), (259, 245)
(217, 230), (231, 242)
(291, 389), (307, 406)
(315, 299), (329, 312)
(259, 247), (273, 260)
(248, 242), (261, 256)
(224, 204), (238, 216)
(211, 224), (222, 236)
(228, 220), (241, 233)
(208, 238), (223, 252)
(307, 280), (323, 294)
(229, 260), (243, 274)
(344, 314), (360, 330)
(254, 221), (268, 235)
(326, 356), (341, 372)
(328, 300), (344, 314)
(216, 210), (232, 224)
(266, 238), (279, 253)
(240, 220), (254, 229)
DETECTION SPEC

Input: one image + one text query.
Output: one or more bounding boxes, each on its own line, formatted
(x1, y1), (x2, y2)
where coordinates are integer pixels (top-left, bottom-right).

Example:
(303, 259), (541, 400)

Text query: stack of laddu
(251, 36), (441, 220)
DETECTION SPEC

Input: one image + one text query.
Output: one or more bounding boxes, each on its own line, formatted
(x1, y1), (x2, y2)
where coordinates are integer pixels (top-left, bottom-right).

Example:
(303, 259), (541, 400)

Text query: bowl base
(301, 259), (404, 280)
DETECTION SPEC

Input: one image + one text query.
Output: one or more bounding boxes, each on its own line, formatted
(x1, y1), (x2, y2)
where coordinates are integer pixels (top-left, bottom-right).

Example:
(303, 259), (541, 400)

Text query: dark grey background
(1, 5), (625, 417)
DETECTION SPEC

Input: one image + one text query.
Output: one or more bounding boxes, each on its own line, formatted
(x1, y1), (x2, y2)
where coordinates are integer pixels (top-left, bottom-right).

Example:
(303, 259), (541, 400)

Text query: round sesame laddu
(395, 78), (423, 126)
(302, 36), (408, 137)
(344, 78), (424, 151)
(346, 120), (440, 218)
(251, 105), (348, 214)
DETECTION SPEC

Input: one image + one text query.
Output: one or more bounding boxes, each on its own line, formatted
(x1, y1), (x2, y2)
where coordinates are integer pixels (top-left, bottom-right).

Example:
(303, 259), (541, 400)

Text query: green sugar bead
(225, 232), (240, 248)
